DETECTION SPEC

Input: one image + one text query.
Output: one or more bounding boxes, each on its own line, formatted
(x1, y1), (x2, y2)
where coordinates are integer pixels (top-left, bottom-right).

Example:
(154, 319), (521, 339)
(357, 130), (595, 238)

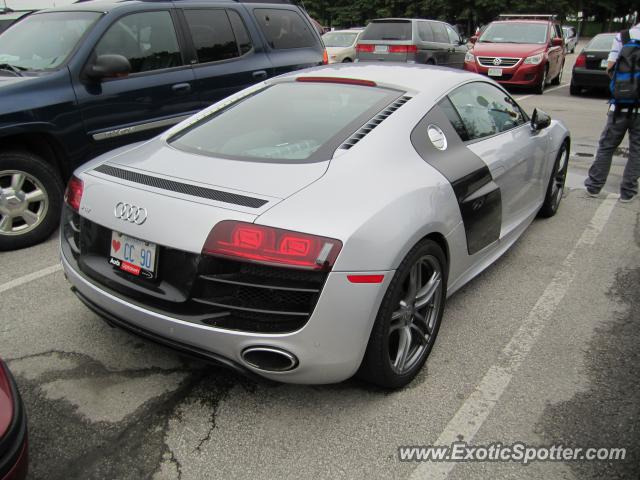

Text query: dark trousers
(585, 111), (640, 197)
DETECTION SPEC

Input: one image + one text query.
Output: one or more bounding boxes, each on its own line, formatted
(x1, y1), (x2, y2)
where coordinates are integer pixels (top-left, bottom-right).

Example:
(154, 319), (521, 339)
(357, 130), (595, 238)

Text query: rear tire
(551, 62), (563, 85)
(539, 140), (569, 218)
(357, 239), (447, 389)
(569, 82), (580, 95)
(0, 150), (63, 251)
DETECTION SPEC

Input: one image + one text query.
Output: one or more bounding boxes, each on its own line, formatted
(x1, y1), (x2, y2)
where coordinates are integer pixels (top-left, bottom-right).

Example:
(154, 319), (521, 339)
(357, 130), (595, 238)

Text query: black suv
(0, 0), (324, 250)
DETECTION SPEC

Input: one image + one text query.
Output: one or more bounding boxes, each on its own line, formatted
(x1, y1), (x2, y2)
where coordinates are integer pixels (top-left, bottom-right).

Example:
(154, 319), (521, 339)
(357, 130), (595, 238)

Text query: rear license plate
(109, 231), (157, 278)
(374, 45), (389, 54)
(488, 68), (503, 77)
(600, 59), (608, 69)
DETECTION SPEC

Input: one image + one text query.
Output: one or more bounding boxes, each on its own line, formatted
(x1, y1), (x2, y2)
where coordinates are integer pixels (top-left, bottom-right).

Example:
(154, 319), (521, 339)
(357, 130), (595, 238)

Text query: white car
(60, 64), (570, 389)
(322, 29), (362, 63)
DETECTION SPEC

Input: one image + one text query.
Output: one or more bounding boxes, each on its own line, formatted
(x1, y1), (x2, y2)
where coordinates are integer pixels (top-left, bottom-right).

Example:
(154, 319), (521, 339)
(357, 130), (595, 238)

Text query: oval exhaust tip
(241, 347), (298, 372)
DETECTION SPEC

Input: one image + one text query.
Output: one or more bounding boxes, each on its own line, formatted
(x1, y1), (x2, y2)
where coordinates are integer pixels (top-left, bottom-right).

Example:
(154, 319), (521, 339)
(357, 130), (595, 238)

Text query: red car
(0, 359), (27, 480)
(464, 15), (565, 94)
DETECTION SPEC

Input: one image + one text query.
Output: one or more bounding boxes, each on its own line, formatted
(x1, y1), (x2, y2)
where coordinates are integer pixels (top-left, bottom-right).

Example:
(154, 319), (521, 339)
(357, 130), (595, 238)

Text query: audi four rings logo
(114, 202), (148, 225)
(493, 58), (502, 66)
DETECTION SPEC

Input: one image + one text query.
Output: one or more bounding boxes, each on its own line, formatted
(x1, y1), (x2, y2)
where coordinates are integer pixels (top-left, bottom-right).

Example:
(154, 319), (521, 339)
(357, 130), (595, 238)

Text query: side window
(430, 22), (449, 43)
(184, 9), (238, 63)
(417, 21), (433, 42)
(254, 8), (315, 49)
(445, 24), (460, 45)
(448, 82), (526, 141)
(438, 97), (469, 141)
(228, 10), (252, 55)
(95, 11), (182, 74)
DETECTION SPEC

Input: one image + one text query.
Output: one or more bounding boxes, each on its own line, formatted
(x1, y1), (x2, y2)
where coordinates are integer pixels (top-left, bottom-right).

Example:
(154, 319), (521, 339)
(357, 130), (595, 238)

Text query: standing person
(585, 22), (640, 203)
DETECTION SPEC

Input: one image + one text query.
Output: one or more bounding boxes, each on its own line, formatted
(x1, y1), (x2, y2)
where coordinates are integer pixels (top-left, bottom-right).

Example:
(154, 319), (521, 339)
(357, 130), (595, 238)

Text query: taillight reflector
(388, 45), (417, 54)
(296, 76), (377, 87)
(202, 220), (342, 271)
(574, 53), (586, 68)
(347, 274), (385, 284)
(322, 49), (329, 64)
(64, 175), (84, 212)
(356, 43), (374, 53)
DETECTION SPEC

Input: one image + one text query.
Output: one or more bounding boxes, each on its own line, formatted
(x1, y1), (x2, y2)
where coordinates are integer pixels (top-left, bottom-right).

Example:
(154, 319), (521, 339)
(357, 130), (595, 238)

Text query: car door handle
(252, 70), (268, 79)
(171, 83), (191, 93)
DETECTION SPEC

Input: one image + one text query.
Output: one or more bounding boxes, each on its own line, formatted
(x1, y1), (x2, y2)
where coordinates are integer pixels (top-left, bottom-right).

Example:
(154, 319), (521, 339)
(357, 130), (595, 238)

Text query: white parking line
(409, 194), (618, 480)
(0, 264), (62, 294)
(515, 83), (570, 102)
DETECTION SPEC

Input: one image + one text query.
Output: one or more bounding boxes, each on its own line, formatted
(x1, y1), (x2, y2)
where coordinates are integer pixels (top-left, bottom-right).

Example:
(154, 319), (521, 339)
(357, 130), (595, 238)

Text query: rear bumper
(0, 363), (28, 480)
(465, 60), (544, 86)
(61, 248), (392, 384)
(571, 68), (610, 89)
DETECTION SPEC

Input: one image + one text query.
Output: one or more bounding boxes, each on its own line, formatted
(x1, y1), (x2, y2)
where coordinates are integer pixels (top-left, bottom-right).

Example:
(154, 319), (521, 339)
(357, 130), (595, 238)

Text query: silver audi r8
(60, 64), (570, 389)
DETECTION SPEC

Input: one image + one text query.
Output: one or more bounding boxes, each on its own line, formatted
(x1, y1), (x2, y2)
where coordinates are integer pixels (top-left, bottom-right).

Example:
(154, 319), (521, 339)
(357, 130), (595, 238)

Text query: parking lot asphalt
(1, 48), (639, 480)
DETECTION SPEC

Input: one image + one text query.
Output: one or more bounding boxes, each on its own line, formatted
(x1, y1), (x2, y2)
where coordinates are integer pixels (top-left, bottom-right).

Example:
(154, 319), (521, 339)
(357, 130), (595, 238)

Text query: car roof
(32, 0), (300, 14)
(490, 19), (551, 25)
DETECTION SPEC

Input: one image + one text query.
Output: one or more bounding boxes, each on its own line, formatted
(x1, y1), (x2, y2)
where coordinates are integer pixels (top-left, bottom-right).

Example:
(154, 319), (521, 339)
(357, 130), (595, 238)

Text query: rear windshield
(170, 82), (398, 162)
(479, 22), (548, 44)
(587, 34), (615, 51)
(361, 21), (412, 41)
(322, 31), (359, 47)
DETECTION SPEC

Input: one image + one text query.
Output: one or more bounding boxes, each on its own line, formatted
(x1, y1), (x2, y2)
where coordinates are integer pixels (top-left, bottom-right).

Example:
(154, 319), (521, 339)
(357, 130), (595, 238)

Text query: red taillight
(64, 175), (83, 212)
(574, 53), (586, 68)
(388, 45), (417, 54)
(296, 76), (377, 87)
(356, 43), (374, 53)
(322, 49), (328, 65)
(202, 220), (342, 271)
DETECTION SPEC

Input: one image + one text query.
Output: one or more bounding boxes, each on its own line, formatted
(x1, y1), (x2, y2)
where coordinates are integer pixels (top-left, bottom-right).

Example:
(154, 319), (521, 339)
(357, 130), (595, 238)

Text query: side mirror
(551, 37), (564, 47)
(470, 35), (477, 44)
(531, 108), (551, 131)
(459, 38), (467, 45)
(86, 54), (131, 80)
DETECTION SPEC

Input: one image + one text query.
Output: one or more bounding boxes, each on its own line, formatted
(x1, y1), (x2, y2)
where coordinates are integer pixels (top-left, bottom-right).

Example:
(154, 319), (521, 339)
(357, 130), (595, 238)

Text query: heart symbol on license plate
(112, 239), (121, 252)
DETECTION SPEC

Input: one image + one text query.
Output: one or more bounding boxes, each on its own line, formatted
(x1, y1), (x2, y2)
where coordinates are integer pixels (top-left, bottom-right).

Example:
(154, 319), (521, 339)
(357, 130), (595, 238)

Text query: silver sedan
(60, 64), (570, 388)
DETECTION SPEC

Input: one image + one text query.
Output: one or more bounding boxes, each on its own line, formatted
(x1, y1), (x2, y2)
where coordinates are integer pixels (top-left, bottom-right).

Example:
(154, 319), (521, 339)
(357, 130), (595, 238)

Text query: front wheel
(539, 141), (569, 218)
(534, 65), (548, 94)
(358, 239), (447, 389)
(0, 150), (63, 250)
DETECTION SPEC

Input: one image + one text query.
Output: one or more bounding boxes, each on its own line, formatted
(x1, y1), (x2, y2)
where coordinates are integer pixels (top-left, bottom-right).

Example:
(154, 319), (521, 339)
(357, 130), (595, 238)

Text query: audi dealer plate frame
(109, 231), (158, 278)
(488, 68), (503, 77)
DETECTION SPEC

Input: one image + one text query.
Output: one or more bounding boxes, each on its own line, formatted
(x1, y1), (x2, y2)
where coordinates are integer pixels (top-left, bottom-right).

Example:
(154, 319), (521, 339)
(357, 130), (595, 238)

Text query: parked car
(562, 25), (577, 53)
(464, 14), (565, 94)
(61, 64), (569, 389)
(0, 0), (325, 251)
(322, 29), (363, 63)
(0, 10), (33, 34)
(570, 33), (616, 95)
(355, 18), (467, 69)
(0, 358), (28, 480)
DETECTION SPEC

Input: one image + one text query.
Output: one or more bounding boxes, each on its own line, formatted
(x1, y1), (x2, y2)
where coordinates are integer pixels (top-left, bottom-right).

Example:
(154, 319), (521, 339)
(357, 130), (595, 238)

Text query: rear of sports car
(0, 359), (28, 480)
(60, 77), (411, 384)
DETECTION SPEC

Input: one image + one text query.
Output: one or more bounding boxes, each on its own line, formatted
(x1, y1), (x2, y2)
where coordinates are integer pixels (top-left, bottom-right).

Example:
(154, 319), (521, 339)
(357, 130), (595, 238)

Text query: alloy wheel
(388, 255), (443, 375)
(0, 170), (49, 236)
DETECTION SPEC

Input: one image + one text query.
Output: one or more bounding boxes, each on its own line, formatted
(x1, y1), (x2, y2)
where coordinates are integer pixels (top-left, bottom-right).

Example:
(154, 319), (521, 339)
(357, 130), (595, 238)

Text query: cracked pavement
(0, 50), (639, 479)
